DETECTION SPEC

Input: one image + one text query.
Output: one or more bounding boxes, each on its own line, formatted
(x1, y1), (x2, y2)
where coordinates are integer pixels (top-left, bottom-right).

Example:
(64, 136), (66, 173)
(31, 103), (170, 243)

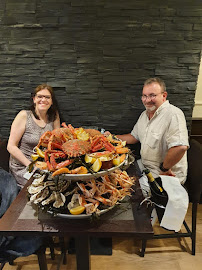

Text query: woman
(7, 84), (60, 188)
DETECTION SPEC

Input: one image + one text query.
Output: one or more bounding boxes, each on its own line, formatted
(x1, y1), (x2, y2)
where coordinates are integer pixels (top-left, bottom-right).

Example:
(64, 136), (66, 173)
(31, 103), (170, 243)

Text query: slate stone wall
(0, 0), (201, 138)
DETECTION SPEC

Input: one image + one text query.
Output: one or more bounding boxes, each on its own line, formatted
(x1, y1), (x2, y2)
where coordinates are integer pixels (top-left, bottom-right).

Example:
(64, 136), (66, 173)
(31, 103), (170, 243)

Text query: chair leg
(140, 239), (147, 257)
(0, 262), (6, 270)
(59, 237), (67, 265)
(47, 237), (56, 260)
(191, 202), (198, 255)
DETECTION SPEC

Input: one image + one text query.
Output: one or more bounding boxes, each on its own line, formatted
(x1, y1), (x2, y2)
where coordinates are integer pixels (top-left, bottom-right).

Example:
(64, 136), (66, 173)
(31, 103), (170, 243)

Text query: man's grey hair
(144, 77), (166, 92)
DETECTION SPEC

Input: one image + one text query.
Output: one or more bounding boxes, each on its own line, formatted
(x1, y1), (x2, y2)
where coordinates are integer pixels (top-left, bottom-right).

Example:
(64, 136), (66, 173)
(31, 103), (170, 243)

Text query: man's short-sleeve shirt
(131, 100), (189, 183)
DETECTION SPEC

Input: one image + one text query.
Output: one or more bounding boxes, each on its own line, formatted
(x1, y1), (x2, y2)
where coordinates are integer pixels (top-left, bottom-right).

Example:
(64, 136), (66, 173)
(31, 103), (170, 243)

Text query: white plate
(47, 204), (115, 219)
(39, 154), (128, 181)
(62, 155), (127, 180)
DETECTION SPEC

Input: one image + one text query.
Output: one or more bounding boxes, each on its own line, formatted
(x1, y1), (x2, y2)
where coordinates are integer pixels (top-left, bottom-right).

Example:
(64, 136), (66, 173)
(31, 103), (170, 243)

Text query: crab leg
(91, 143), (103, 152)
(55, 159), (74, 170)
(61, 122), (68, 128)
(77, 182), (91, 198)
(94, 195), (112, 206)
(36, 131), (52, 148)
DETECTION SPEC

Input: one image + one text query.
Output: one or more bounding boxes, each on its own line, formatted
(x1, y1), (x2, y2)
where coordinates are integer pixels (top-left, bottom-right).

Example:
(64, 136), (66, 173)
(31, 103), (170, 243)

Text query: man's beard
(144, 104), (156, 112)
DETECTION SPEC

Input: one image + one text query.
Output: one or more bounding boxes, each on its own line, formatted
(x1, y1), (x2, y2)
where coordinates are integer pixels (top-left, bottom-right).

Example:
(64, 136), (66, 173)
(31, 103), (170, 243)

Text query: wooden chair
(140, 139), (202, 256)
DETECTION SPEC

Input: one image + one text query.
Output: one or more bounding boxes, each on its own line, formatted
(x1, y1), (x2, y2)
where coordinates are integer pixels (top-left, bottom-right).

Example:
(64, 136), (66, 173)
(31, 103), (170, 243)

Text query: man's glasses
(35, 95), (51, 100)
(141, 93), (163, 101)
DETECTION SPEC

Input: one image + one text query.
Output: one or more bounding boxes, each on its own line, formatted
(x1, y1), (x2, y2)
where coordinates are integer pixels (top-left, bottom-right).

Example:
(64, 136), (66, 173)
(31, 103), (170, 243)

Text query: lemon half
(69, 206), (85, 215)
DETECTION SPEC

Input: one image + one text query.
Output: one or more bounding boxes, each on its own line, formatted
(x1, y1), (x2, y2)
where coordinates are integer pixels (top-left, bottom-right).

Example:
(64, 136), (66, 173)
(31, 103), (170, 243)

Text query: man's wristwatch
(160, 162), (169, 172)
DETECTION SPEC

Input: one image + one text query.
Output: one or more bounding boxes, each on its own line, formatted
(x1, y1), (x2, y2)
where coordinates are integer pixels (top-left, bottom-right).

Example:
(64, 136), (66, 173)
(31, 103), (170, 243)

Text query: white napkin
(138, 173), (189, 232)
(137, 159), (189, 232)
(160, 175), (189, 232)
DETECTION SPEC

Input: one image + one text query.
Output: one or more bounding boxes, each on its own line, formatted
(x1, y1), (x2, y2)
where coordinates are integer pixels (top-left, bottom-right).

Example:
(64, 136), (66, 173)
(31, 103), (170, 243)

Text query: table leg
(37, 247), (48, 270)
(75, 235), (91, 270)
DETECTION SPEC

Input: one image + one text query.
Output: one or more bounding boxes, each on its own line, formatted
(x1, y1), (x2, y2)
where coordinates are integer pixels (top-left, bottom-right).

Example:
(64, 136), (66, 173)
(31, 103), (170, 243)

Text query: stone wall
(0, 0), (201, 138)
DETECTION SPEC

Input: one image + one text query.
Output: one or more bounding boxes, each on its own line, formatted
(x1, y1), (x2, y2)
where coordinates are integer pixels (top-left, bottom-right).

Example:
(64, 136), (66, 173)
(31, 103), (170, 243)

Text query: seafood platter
(27, 123), (136, 218)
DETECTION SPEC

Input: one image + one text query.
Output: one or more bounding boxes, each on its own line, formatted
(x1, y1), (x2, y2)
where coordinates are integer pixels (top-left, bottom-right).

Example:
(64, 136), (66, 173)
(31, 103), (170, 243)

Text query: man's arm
(160, 145), (188, 176)
(116, 133), (139, 144)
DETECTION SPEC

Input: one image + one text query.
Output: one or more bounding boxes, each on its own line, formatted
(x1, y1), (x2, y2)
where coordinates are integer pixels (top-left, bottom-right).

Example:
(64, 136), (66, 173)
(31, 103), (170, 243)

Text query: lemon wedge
(69, 206), (85, 215)
(35, 147), (45, 158)
(84, 154), (96, 164)
(112, 154), (126, 166)
(91, 158), (102, 172)
(31, 154), (39, 161)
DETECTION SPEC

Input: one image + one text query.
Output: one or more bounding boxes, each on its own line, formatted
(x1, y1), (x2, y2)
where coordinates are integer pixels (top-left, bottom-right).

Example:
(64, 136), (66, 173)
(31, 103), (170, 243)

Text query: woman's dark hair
(30, 84), (58, 122)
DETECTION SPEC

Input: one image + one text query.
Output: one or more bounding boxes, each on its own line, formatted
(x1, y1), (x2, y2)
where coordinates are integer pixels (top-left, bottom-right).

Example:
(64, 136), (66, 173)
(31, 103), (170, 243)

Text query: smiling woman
(7, 84), (60, 188)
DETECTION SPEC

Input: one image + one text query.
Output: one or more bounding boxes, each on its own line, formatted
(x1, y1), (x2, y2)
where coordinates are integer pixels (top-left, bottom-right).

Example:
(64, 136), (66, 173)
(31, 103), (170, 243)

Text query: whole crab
(62, 139), (91, 157)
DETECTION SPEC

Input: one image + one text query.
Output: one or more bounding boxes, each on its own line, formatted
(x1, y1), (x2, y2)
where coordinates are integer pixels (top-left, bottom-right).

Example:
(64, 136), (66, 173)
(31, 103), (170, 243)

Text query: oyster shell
(32, 174), (46, 186)
(67, 193), (80, 210)
(41, 192), (56, 206)
(34, 187), (49, 204)
(28, 185), (45, 194)
(53, 192), (66, 208)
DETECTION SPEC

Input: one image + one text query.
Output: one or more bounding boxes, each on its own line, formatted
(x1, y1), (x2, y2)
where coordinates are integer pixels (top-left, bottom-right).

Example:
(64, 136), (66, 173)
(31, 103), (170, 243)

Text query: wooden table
(0, 163), (153, 270)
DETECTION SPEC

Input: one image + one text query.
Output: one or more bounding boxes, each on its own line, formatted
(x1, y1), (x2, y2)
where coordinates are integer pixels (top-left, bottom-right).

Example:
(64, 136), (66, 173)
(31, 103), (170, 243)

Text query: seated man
(115, 77), (189, 184)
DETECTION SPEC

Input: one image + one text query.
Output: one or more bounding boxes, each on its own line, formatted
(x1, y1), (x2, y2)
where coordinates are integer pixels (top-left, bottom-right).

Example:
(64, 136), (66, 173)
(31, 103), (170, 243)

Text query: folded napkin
(160, 175), (189, 232)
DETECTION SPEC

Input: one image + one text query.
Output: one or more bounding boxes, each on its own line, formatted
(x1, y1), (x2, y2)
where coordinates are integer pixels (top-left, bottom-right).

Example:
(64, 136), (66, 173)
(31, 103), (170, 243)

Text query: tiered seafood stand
(0, 127), (153, 270)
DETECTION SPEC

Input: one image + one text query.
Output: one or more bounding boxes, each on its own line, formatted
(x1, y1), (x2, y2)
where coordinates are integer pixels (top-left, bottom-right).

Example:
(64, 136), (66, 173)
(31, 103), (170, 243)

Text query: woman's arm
(7, 110), (31, 167)
(53, 112), (61, 129)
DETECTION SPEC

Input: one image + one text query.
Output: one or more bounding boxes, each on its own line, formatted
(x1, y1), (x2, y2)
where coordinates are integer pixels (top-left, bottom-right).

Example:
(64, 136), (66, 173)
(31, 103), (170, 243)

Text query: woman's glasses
(35, 95), (51, 100)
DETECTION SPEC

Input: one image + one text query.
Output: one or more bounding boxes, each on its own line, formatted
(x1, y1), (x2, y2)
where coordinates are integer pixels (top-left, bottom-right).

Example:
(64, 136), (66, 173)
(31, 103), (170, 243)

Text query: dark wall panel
(0, 0), (201, 138)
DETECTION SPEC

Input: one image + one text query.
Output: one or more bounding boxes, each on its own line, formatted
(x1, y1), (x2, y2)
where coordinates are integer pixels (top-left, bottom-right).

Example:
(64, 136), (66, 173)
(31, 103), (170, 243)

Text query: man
(116, 77), (189, 184)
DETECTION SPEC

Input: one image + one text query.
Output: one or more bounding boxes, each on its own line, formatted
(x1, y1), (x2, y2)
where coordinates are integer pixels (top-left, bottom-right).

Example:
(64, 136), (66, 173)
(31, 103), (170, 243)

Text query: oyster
(67, 193), (80, 210)
(32, 174), (46, 186)
(28, 185), (45, 194)
(53, 192), (66, 208)
(41, 192), (56, 206)
(57, 179), (70, 193)
(34, 187), (49, 204)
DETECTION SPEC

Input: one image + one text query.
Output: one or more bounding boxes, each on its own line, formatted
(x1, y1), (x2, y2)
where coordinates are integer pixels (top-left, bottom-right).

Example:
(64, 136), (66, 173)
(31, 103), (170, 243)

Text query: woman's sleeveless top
(9, 110), (54, 187)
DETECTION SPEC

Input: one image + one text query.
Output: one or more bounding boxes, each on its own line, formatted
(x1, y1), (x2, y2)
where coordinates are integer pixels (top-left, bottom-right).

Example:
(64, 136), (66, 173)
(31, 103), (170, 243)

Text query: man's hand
(160, 145), (188, 177)
(104, 131), (111, 136)
(160, 169), (176, 177)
